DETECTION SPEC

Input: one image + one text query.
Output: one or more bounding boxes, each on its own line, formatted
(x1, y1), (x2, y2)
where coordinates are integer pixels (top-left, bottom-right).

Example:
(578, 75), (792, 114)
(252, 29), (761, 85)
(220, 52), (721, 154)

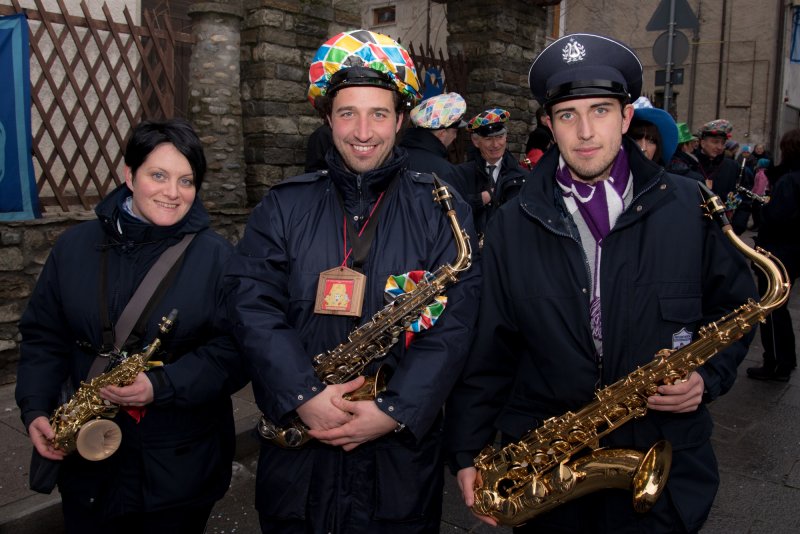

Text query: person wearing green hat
(667, 122), (703, 182)
(224, 29), (481, 533)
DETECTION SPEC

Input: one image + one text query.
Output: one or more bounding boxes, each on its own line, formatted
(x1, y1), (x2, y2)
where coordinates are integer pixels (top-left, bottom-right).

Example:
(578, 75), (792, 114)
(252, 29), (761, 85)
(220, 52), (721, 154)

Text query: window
(373, 6), (396, 26)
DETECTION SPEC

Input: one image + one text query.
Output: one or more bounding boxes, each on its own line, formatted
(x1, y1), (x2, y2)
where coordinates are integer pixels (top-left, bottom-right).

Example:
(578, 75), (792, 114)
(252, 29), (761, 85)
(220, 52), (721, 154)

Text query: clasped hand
(297, 376), (398, 451)
(646, 371), (705, 413)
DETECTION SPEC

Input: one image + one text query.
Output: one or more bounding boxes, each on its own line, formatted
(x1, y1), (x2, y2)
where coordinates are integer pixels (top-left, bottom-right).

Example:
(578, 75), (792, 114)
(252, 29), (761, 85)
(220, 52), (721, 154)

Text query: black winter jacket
(399, 126), (458, 185)
(756, 165), (800, 278)
(16, 184), (246, 516)
(452, 150), (529, 236)
(445, 140), (757, 532)
(224, 147), (481, 530)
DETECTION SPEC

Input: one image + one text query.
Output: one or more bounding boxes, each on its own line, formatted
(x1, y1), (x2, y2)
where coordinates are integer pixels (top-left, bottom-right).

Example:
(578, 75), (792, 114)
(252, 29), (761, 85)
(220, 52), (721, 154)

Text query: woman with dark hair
(627, 97), (678, 167)
(747, 128), (800, 381)
(15, 118), (247, 533)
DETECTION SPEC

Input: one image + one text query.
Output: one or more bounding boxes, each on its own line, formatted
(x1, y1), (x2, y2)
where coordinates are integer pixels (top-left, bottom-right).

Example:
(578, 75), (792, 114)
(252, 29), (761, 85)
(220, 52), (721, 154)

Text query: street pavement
(1, 246), (799, 532)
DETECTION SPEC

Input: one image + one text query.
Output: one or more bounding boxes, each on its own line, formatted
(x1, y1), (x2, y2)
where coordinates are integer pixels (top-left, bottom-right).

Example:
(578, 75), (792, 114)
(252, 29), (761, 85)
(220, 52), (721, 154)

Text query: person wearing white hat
(446, 33), (757, 533)
(225, 29), (480, 533)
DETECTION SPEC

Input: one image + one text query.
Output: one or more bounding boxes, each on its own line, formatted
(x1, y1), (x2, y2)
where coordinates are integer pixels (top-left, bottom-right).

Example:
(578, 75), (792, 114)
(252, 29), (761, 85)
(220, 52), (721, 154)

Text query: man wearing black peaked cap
(445, 33), (757, 533)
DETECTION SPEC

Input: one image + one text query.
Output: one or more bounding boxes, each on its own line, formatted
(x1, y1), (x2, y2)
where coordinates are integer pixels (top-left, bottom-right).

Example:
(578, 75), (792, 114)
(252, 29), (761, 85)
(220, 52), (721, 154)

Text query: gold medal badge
(314, 266), (366, 317)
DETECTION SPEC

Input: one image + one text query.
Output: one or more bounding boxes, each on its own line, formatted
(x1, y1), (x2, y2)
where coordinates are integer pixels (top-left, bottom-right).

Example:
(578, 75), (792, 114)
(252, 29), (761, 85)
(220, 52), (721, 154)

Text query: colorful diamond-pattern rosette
(384, 271), (447, 332)
(307, 29), (420, 104)
(409, 93), (467, 129)
(467, 108), (511, 132)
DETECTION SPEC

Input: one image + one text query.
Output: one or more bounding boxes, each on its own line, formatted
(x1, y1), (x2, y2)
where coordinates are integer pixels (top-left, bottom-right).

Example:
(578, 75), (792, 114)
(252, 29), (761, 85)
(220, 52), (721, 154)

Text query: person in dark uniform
(694, 119), (739, 202)
(400, 91), (467, 183)
(224, 29), (481, 534)
(747, 128), (800, 382)
(452, 108), (530, 237)
(445, 33), (757, 534)
(15, 118), (248, 534)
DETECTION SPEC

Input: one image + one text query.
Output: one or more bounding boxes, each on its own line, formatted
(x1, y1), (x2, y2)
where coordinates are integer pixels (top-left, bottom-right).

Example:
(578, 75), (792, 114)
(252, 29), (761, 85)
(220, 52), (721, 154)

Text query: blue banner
(0, 13), (40, 220)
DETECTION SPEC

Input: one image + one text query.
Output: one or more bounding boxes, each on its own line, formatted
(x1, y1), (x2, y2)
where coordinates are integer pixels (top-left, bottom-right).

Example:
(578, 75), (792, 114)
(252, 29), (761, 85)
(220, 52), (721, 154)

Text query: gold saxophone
(49, 309), (177, 461)
(258, 176), (472, 448)
(471, 182), (791, 527)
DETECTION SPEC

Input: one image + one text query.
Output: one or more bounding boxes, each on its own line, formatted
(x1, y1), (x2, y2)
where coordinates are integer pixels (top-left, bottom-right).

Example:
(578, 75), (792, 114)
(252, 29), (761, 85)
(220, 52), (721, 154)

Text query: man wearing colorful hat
(446, 33), (757, 533)
(693, 119), (740, 201)
(225, 29), (480, 533)
(452, 107), (530, 236)
(400, 91), (467, 182)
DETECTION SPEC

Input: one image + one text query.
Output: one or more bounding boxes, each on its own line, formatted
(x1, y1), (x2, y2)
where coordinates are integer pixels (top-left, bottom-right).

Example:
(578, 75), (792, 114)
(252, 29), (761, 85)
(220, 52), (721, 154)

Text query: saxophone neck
(432, 174), (472, 273)
(698, 182), (790, 312)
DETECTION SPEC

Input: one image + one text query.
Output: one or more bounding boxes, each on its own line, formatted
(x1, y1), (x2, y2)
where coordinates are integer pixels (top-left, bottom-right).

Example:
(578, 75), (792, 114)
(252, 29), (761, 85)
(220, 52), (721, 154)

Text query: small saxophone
(49, 309), (177, 461)
(258, 176), (472, 448)
(471, 182), (790, 526)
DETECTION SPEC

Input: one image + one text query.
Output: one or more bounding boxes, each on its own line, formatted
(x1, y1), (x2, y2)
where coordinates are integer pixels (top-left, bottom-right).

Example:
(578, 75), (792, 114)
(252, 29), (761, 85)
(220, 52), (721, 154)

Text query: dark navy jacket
(756, 165), (800, 278)
(445, 140), (757, 532)
(15, 184), (246, 515)
(224, 147), (481, 531)
(452, 149), (529, 236)
(399, 126), (458, 185)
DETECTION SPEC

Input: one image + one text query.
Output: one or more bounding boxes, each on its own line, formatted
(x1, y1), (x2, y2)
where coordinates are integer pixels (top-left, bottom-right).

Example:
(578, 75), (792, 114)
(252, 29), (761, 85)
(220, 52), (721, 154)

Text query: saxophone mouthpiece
(160, 309), (179, 334)
(432, 173), (455, 213)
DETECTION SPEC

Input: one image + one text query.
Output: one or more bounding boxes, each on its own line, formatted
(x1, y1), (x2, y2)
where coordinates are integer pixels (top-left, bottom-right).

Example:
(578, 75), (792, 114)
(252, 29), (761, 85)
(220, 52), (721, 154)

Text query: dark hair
(779, 129), (800, 165)
(124, 118), (207, 189)
(525, 128), (552, 153)
(628, 119), (663, 164)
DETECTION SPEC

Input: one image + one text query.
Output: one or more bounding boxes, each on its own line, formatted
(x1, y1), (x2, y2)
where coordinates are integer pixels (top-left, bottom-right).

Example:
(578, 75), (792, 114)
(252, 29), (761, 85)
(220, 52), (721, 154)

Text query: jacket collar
(325, 145), (408, 216)
(399, 127), (447, 158)
(517, 137), (672, 232)
(95, 183), (209, 245)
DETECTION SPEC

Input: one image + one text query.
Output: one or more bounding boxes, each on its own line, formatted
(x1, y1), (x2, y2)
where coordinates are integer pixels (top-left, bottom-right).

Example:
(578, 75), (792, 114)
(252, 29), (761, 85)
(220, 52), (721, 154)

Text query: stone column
(446, 0), (549, 156)
(188, 2), (247, 209)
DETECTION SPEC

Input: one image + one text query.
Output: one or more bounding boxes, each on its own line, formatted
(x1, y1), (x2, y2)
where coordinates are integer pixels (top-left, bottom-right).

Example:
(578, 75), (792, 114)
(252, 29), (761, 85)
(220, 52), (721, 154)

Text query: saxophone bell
(75, 419), (123, 461)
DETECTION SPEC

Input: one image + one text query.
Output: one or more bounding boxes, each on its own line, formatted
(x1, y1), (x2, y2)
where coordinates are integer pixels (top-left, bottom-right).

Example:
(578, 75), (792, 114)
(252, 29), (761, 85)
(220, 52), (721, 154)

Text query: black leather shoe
(747, 365), (791, 382)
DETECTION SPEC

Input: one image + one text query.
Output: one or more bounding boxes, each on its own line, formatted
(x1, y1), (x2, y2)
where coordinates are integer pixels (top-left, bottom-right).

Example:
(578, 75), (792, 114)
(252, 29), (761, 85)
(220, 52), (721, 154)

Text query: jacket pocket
(141, 431), (227, 510)
(658, 294), (703, 347)
(372, 434), (443, 521)
(255, 444), (313, 519)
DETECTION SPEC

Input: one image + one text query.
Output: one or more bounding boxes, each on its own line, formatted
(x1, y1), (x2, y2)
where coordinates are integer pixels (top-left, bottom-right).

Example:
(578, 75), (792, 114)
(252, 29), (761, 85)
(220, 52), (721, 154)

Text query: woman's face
(629, 124), (660, 161)
(125, 143), (196, 226)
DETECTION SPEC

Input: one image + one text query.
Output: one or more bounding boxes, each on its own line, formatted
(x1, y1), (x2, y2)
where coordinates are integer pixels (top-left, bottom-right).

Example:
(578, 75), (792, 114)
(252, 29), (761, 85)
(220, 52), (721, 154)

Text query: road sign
(646, 0), (699, 31)
(652, 30), (690, 67)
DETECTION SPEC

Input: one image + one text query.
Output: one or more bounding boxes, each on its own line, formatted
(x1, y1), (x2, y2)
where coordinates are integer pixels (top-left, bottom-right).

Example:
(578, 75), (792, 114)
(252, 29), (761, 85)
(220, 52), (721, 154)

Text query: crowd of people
(13, 27), (798, 534)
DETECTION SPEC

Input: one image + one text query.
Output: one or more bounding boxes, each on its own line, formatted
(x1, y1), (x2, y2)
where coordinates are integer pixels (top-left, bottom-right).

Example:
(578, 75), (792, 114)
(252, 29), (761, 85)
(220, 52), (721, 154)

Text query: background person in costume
(224, 29), (480, 533)
(400, 91), (467, 184)
(452, 108), (530, 236)
(628, 96), (678, 167)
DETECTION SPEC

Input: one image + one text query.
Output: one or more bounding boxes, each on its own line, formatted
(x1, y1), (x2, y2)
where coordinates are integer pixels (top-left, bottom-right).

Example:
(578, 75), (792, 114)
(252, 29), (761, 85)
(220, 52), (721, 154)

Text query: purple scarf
(555, 149), (631, 349)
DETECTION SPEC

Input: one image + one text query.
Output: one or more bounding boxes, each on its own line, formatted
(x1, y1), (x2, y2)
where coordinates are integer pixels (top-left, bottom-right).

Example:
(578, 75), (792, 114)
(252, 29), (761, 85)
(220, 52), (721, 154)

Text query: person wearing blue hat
(451, 108), (530, 238)
(400, 92), (467, 183)
(224, 29), (480, 533)
(446, 33), (757, 534)
(628, 97), (678, 167)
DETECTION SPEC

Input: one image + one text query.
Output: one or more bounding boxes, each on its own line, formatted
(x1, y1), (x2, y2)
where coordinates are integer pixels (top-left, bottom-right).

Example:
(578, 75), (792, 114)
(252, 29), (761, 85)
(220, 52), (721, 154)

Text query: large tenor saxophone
(49, 309), (177, 461)
(258, 176), (472, 448)
(471, 183), (791, 527)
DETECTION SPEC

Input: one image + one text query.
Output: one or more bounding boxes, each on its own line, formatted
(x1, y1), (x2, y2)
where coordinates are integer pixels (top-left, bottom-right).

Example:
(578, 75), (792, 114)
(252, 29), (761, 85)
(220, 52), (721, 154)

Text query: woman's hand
(100, 371), (154, 407)
(28, 416), (66, 460)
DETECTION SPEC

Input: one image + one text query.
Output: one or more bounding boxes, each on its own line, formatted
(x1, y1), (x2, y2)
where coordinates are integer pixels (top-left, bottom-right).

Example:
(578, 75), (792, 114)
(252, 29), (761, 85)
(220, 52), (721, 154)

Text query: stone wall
(446, 0), (549, 157)
(239, 0), (359, 205)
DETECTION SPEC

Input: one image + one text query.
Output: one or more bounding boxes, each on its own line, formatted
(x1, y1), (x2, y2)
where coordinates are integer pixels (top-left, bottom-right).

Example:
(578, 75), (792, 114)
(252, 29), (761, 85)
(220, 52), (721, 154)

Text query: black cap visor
(328, 66), (396, 95)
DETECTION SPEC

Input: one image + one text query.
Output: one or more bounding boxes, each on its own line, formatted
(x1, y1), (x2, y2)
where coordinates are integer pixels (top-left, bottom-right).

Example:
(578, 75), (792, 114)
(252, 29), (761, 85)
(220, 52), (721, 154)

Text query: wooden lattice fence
(0, 0), (192, 212)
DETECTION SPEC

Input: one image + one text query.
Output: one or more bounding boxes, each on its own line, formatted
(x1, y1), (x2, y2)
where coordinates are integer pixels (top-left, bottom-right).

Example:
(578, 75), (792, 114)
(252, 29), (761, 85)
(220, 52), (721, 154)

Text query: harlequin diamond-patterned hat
(699, 119), (733, 139)
(409, 92), (468, 129)
(467, 108), (511, 137)
(307, 29), (421, 105)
